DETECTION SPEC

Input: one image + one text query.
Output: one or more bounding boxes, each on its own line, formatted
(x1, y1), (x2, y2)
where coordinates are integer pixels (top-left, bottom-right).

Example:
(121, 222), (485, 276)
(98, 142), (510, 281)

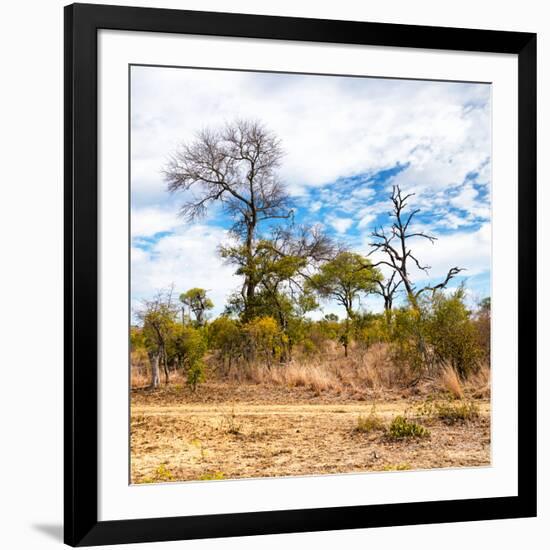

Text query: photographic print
(130, 66), (492, 485)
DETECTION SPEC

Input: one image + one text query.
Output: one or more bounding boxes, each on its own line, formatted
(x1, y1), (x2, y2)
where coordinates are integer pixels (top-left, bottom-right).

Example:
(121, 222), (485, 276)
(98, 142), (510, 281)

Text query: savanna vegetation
(131, 120), (491, 483)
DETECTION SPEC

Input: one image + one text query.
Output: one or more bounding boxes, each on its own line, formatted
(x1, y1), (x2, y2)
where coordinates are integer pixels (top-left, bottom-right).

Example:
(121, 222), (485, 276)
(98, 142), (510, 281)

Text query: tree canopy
(308, 252), (382, 319)
(179, 288), (213, 326)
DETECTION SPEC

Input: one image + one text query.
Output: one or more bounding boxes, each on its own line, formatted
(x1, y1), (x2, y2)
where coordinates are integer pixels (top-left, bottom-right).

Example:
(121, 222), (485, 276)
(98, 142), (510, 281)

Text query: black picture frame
(64, 2), (537, 546)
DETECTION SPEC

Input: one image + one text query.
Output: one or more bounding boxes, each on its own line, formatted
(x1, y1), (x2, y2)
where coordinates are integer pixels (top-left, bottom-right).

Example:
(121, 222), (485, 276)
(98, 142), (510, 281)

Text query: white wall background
(0, 0), (546, 548)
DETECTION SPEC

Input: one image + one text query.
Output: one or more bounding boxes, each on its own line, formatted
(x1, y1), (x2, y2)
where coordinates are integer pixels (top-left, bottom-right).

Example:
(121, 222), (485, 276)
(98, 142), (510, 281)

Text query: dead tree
(369, 185), (464, 308)
(164, 119), (293, 312)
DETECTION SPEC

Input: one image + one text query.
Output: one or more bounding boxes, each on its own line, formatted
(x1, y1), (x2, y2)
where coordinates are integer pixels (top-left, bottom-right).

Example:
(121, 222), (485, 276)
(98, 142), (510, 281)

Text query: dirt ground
(130, 382), (491, 483)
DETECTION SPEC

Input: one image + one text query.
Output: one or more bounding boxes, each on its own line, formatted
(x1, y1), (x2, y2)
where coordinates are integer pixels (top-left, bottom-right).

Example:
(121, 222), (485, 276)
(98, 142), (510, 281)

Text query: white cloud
(131, 224), (240, 317)
(309, 201), (323, 213)
(131, 66), (490, 205)
(131, 206), (179, 238)
(450, 181), (490, 220)
(410, 223), (490, 281)
(327, 216), (354, 234)
(357, 213), (377, 229)
(130, 67), (491, 307)
(351, 186), (376, 200)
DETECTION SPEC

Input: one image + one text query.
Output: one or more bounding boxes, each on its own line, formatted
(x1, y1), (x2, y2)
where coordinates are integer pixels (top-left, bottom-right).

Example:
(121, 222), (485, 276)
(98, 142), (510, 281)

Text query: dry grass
(249, 363), (341, 394)
(131, 370), (151, 388)
(130, 343), (491, 483)
(466, 364), (491, 399)
(438, 366), (464, 399)
(131, 368), (188, 390)
(132, 345), (490, 403)
(223, 343), (409, 397)
(130, 396), (490, 483)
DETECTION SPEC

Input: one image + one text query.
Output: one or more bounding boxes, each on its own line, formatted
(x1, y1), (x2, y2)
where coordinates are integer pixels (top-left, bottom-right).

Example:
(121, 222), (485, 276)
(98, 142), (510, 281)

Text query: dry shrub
(438, 366), (464, 399)
(235, 362), (342, 394)
(131, 366), (150, 389)
(355, 343), (410, 389)
(281, 363), (341, 394)
(466, 363), (491, 399)
(131, 350), (150, 388)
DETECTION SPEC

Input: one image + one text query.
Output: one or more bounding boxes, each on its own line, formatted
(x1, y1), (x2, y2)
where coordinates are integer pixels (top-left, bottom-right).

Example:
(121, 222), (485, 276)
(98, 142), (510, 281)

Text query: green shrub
(187, 361), (206, 392)
(208, 316), (242, 369)
(388, 415), (430, 439)
(388, 288), (484, 378)
(138, 463), (174, 483)
(199, 471), (225, 481)
(168, 324), (208, 390)
(356, 405), (385, 433)
(428, 288), (483, 378)
(242, 316), (283, 366)
(435, 400), (480, 425)
(381, 463), (411, 471)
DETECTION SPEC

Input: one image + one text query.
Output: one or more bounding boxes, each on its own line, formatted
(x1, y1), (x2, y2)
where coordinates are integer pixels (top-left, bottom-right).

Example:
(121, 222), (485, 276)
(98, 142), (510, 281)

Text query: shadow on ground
(33, 524), (63, 542)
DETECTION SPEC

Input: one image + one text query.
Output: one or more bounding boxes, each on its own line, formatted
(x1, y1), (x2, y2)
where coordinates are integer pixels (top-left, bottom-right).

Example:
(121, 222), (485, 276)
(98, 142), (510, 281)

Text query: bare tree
(369, 185), (464, 308)
(164, 119), (293, 309)
(373, 271), (402, 312)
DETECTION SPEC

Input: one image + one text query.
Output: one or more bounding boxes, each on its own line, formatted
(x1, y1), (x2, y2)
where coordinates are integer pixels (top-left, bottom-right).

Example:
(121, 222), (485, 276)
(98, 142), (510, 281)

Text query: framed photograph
(64, 3), (537, 546)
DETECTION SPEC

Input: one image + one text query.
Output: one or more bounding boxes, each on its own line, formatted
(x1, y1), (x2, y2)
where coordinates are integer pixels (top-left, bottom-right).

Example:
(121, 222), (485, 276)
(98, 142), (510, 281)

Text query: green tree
(308, 252), (381, 319)
(180, 288), (214, 326)
(475, 297), (491, 363)
(308, 252), (381, 356)
(208, 316), (243, 371)
(136, 290), (178, 388)
(242, 316), (282, 367)
(167, 324), (208, 391)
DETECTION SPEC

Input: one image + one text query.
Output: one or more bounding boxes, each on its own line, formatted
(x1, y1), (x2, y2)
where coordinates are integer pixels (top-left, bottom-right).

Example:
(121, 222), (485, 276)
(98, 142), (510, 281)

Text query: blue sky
(131, 66), (491, 319)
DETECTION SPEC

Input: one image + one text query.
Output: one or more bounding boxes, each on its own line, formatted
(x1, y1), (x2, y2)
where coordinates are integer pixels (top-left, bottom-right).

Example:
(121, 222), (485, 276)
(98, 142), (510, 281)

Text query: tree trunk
(149, 351), (160, 388)
(244, 219), (257, 313)
(161, 346), (169, 384)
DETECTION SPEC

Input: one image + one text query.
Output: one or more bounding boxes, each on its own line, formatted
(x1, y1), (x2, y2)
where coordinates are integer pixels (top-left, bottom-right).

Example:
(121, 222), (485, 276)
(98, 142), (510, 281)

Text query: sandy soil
(130, 382), (490, 483)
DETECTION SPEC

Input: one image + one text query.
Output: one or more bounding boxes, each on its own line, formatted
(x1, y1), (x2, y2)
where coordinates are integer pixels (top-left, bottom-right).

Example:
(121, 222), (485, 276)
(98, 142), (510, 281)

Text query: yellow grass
(438, 366), (464, 399)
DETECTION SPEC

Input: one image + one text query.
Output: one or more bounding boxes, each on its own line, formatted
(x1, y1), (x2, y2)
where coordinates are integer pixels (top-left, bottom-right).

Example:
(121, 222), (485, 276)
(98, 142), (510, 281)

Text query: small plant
(356, 404), (385, 434)
(138, 463), (175, 483)
(381, 463), (411, 471)
(388, 415), (430, 439)
(435, 400), (480, 425)
(414, 396), (436, 419)
(155, 463), (174, 481)
(139, 476), (155, 484)
(222, 407), (242, 435)
(199, 471), (225, 481)
(190, 438), (207, 460)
